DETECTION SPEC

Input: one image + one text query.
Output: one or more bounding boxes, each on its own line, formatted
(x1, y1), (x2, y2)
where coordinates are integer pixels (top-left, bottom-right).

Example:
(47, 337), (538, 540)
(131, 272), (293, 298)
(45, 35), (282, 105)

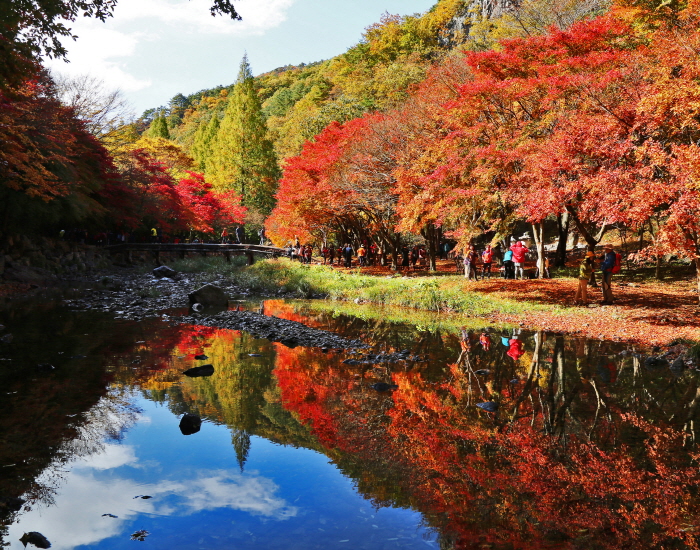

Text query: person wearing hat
(600, 244), (616, 304)
(575, 255), (594, 305)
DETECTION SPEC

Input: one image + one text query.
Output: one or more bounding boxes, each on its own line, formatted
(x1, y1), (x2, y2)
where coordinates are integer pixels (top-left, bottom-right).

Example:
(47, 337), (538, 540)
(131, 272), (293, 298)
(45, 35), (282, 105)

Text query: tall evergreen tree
(147, 113), (170, 140)
(210, 54), (281, 214)
(191, 114), (220, 172)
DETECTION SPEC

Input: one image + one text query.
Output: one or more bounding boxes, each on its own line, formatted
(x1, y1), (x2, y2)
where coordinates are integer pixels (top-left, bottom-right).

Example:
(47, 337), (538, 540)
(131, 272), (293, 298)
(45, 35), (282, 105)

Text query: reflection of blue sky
(8, 400), (434, 550)
(8, 445), (296, 550)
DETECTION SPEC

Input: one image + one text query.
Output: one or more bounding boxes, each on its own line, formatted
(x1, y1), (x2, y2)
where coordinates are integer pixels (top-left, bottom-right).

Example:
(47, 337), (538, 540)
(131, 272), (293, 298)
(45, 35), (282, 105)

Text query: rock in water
(183, 364), (215, 377)
(370, 382), (398, 392)
(19, 532), (51, 549)
(179, 413), (202, 435)
(194, 354), (208, 360)
(671, 356), (685, 371)
(153, 265), (176, 279)
(476, 401), (499, 412)
(188, 284), (229, 309)
(645, 356), (670, 370)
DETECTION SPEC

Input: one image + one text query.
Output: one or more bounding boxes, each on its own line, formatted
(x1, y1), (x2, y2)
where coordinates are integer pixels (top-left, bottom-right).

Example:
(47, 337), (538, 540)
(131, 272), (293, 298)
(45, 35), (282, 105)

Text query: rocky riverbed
(62, 270), (365, 350)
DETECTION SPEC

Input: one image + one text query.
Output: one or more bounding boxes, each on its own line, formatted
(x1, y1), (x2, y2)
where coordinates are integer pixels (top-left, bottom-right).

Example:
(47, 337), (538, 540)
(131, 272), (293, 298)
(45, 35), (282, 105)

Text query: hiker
(236, 225), (245, 244)
(303, 245), (313, 264)
(258, 226), (266, 245)
(575, 256), (594, 305)
(357, 244), (367, 267)
(600, 243), (617, 304)
(401, 246), (410, 270)
(481, 245), (493, 279)
(502, 247), (514, 279)
(463, 245), (479, 280)
(343, 243), (354, 267)
(510, 240), (529, 280)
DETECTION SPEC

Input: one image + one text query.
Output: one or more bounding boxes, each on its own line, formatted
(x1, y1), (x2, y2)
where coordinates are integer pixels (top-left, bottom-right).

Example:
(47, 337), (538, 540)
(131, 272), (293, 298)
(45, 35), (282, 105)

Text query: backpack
(611, 252), (622, 274)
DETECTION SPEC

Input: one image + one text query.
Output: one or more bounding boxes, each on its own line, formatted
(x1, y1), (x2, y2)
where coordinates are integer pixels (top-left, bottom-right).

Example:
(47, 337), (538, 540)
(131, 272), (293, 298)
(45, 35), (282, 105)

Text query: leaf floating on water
(19, 532), (51, 548)
(130, 530), (149, 541)
(102, 513), (118, 518)
(474, 369), (490, 375)
(248, 353), (262, 357)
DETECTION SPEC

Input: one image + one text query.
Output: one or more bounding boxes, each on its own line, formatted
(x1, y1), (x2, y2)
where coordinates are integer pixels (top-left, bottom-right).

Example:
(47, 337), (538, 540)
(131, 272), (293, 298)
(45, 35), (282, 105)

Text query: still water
(1, 297), (698, 550)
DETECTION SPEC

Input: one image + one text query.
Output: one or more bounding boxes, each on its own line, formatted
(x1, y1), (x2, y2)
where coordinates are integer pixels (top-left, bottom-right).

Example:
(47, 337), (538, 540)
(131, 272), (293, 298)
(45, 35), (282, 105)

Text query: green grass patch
(231, 259), (558, 317)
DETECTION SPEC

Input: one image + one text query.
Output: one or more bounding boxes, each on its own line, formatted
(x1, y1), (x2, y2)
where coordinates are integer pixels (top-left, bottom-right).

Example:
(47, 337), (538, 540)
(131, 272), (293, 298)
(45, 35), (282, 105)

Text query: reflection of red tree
(274, 350), (700, 549)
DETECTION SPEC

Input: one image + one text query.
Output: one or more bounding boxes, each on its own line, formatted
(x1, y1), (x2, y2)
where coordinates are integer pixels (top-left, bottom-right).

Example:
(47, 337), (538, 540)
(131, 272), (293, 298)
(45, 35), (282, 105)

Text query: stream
(0, 292), (698, 550)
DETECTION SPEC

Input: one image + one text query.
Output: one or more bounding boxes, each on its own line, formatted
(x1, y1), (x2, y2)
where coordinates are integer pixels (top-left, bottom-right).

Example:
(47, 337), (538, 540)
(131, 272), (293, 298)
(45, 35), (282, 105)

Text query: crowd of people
(284, 240), (438, 271)
(460, 240), (542, 281)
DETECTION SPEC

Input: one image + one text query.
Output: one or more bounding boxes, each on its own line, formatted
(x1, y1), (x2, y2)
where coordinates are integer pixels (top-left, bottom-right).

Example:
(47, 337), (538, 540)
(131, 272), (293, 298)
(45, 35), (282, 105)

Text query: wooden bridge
(105, 243), (286, 265)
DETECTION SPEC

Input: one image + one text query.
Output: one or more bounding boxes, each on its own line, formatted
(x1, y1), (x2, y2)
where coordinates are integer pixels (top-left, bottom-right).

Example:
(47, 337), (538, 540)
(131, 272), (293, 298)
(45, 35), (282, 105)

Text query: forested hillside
(3, 0), (700, 298)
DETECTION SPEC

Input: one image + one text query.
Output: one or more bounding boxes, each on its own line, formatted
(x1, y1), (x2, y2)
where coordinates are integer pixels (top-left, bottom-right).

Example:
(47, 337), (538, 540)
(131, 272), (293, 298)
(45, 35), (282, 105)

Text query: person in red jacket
(481, 245), (493, 278)
(510, 240), (529, 280)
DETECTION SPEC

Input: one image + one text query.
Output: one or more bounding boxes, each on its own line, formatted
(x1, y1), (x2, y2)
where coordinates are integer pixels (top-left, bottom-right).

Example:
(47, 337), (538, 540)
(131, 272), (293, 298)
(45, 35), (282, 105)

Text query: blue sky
(46, 0), (437, 116)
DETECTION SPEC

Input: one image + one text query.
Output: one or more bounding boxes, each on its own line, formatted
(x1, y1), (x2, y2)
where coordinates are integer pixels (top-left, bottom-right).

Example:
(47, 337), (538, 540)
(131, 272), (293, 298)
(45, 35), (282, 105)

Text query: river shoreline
(2, 256), (699, 348)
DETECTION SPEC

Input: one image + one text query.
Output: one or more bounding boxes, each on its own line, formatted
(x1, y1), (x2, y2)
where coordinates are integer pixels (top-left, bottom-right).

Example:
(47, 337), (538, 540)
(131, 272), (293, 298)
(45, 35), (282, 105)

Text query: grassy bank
(163, 256), (700, 346)
(168, 256), (554, 317)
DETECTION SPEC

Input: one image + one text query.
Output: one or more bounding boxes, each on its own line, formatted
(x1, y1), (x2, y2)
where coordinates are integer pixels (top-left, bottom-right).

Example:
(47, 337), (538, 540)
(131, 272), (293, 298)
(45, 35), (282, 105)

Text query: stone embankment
(0, 235), (112, 285)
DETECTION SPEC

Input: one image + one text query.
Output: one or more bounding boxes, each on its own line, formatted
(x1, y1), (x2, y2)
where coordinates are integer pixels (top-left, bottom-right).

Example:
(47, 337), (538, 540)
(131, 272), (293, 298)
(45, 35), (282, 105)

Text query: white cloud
(46, 21), (152, 92)
(110, 0), (295, 35)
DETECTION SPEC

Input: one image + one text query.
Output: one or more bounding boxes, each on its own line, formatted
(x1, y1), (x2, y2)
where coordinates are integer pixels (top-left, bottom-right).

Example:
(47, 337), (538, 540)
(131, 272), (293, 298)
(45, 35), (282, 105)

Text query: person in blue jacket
(503, 248), (515, 279)
(600, 243), (616, 304)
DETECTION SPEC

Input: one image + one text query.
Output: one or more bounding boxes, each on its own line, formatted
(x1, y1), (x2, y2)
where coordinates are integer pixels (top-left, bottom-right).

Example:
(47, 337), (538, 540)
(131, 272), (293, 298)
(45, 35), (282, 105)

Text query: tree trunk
(421, 223), (438, 271)
(696, 258), (700, 305)
(532, 222), (545, 278)
(655, 254), (662, 280)
(555, 212), (569, 267)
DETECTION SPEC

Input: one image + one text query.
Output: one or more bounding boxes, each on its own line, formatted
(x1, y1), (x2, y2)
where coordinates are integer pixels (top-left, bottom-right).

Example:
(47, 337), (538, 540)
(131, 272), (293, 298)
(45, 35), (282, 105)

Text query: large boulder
(188, 284), (228, 309)
(153, 265), (177, 279)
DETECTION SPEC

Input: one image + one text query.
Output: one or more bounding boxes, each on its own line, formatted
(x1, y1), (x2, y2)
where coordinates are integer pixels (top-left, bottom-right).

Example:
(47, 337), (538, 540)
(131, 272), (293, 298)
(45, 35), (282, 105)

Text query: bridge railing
(104, 243), (286, 265)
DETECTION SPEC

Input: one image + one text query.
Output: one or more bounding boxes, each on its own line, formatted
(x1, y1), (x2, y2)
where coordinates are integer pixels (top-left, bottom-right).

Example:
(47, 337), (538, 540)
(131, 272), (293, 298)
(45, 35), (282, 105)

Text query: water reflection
(1, 298), (699, 549)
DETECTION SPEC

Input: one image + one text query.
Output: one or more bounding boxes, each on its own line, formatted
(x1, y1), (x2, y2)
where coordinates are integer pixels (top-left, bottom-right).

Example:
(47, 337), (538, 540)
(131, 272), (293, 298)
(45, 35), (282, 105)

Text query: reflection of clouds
(160, 472), (298, 519)
(73, 443), (138, 471)
(8, 443), (296, 550)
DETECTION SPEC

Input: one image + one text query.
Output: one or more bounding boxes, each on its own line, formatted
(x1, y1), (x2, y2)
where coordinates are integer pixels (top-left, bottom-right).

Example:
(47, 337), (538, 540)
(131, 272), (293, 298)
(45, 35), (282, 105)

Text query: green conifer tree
(209, 54), (281, 214)
(191, 114), (220, 172)
(147, 113), (170, 140)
